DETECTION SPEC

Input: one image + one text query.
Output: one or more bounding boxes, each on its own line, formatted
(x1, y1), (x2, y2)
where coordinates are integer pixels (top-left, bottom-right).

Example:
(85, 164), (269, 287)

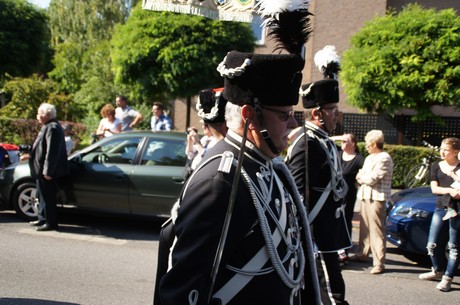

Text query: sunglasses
(262, 107), (295, 122)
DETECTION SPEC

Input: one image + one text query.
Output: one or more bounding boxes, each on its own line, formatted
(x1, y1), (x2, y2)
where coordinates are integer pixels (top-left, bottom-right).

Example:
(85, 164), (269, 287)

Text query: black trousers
(316, 252), (349, 305)
(153, 220), (175, 305)
(36, 178), (58, 226)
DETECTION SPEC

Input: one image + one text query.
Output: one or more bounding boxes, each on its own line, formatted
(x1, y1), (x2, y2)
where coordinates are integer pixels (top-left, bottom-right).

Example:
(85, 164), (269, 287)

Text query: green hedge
(0, 117), (87, 149)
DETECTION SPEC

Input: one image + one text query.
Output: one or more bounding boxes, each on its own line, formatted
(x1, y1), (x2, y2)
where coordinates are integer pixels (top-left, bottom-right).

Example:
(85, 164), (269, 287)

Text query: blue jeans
(426, 208), (460, 278)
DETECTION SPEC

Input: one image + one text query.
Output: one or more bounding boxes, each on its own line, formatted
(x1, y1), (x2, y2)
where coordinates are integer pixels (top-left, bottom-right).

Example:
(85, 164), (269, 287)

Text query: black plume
(265, 10), (312, 55)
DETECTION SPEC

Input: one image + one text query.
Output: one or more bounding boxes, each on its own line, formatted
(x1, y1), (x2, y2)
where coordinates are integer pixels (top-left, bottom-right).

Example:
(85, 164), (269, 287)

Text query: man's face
(36, 107), (51, 125)
(260, 105), (298, 155)
(116, 98), (126, 108)
(152, 105), (162, 117)
(319, 102), (339, 133)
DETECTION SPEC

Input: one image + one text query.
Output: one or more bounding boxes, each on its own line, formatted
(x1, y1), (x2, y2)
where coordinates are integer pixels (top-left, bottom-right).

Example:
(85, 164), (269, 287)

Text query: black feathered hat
(219, 52), (304, 106)
(196, 88), (227, 124)
(217, 0), (312, 107)
(300, 45), (341, 108)
(300, 79), (339, 108)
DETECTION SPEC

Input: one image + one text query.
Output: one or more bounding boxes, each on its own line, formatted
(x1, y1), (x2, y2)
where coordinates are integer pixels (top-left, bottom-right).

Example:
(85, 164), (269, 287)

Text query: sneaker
(370, 265), (385, 274)
(442, 208), (458, 221)
(436, 275), (452, 292)
(419, 267), (443, 281)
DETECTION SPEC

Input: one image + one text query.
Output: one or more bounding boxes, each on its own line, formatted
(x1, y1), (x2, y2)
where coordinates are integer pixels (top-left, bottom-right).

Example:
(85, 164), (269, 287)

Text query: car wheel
(13, 182), (39, 221)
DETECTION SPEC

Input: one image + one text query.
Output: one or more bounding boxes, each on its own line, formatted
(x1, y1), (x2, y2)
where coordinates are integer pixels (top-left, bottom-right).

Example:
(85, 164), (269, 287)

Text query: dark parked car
(386, 186), (435, 262)
(0, 131), (187, 221)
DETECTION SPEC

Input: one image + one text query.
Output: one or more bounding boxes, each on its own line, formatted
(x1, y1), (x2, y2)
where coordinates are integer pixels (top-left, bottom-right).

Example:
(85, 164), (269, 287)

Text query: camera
(186, 127), (198, 134)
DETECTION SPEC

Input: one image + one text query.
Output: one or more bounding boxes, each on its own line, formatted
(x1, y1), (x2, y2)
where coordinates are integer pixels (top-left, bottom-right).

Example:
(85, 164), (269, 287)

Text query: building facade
(173, 0), (460, 131)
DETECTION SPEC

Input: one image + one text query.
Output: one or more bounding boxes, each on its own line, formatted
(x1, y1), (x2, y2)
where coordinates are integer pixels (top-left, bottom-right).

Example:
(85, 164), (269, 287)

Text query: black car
(0, 131), (187, 220)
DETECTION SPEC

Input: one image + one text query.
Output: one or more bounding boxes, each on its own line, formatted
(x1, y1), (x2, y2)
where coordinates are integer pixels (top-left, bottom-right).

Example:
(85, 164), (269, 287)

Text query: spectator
(62, 124), (75, 155)
(419, 137), (460, 292)
(350, 129), (394, 275)
(115, 95), (143, 131)
(96, 104), (122, 139)
(151, 102), (172, 131)
(28, 103), (69, 232)
(331, 133), (365, 263)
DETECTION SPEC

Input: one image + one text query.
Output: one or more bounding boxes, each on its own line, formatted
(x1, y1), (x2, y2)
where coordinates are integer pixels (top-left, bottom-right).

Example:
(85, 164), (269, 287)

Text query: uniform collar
(225, 129), (271, 165)
(305, 121), (329, 139)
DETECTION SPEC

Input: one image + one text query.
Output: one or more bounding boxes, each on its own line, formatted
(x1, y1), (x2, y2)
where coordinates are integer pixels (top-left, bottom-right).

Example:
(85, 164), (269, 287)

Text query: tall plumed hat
(196, 88), (227, 124)
(300, 45), (341, 108)
(217, 0), (312, 106)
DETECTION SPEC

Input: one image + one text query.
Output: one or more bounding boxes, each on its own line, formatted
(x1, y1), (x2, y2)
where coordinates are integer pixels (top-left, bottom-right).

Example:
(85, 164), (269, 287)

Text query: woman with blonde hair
(419, 137), (460, 292)
(349, 130), (393, 275)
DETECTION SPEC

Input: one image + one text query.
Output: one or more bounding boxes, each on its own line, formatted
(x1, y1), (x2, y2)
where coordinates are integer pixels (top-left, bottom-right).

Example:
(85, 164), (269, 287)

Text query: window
(251, 14), (266, 46)
(141, 138), (187, 166)
(82, 137), (142, 164)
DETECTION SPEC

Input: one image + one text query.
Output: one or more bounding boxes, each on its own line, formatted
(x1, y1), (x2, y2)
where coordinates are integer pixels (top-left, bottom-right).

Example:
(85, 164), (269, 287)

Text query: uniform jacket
(157, 130), (320, 305)
(29, 119), (69, 179)
(356, 151), (393, 202)
(286, 122), (352, 253)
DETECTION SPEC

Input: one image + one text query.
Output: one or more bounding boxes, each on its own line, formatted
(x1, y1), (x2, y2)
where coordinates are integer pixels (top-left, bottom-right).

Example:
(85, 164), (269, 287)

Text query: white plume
(314, 45), (340, 72)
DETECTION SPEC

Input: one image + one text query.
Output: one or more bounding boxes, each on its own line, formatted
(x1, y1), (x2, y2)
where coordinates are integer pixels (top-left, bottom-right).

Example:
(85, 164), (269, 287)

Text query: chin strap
(254, 99), (280, 155)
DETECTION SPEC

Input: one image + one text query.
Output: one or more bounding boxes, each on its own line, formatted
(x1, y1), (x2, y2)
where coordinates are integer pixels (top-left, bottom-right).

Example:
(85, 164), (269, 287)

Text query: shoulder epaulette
(218, 151), (235, 174)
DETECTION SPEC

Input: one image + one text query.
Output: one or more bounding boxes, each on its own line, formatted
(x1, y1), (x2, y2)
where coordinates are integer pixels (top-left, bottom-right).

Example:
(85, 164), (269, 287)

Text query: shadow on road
(0, 298), (78, 305)
(0, 209), (166, 242)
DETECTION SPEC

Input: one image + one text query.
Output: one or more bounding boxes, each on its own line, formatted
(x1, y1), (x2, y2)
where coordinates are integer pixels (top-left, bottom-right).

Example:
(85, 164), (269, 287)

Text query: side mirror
(70, 154), (82, 164)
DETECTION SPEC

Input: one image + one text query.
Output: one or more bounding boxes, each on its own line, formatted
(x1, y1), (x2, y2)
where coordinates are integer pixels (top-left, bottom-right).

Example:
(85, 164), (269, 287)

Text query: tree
(47, 0), (136, 117)
(0, 75), (77, 121)
(341, 4), (460, 120)
(110, 7), (255, 103)
(0, 0), (51, 82)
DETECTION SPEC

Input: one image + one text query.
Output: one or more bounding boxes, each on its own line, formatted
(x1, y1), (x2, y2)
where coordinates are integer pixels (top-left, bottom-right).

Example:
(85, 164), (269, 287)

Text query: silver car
(0, 131), (187, 220)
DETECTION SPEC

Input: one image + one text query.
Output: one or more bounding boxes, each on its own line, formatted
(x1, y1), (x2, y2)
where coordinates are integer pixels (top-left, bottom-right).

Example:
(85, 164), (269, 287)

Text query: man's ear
(241, 105), (257, 130)
(311, 107), (322, 120)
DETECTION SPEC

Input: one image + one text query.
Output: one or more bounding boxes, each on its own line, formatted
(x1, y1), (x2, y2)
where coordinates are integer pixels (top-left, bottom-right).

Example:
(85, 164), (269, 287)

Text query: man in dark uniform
(286, 79), (351, 304)
(184, 88), (229, 180)
(155, 2), (320, 305)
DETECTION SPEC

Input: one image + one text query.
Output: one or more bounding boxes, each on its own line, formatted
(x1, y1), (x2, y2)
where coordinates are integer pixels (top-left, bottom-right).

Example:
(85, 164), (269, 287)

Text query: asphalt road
(0, 209), (458, 305)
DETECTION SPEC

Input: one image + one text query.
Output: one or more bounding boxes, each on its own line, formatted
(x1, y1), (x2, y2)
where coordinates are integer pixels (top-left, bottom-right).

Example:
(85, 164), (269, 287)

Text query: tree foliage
(111, 7), (255, 102)
(0, 75), (77, 121)
(47, 0), (137, 118)
(0, 0), (51, 81)
(341, 4), (460, 120)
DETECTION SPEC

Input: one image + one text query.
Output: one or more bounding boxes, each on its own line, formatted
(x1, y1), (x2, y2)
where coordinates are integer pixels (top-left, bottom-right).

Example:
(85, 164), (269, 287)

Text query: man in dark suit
(29, 103), (69, 231)
(154, 1), (324, 303)
(286, 79), (351, 304)
(157, 49), (320, 305)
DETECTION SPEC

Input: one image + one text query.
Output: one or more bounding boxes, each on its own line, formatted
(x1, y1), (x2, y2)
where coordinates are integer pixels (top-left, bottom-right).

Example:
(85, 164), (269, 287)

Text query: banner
(142, 0), (256, 23)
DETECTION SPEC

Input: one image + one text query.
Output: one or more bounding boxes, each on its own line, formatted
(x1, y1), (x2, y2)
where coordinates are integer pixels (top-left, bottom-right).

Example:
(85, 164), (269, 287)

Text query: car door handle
(113, 174), (126, 181)
(172, 176), (185, 183)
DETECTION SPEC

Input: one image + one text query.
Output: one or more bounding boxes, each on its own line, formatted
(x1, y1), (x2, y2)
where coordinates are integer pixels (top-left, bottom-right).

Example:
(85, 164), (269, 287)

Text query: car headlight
(393, 206), (430, 219)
